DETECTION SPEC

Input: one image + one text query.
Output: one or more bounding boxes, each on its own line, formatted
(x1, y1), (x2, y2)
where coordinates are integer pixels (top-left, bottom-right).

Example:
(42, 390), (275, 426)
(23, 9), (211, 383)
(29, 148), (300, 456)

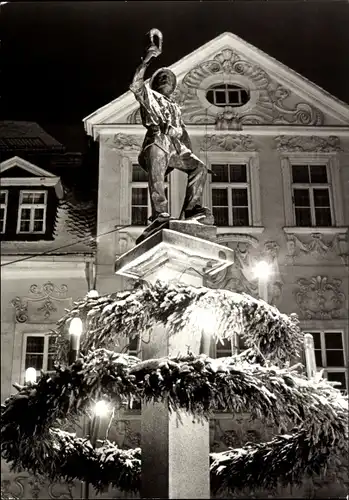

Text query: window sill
(217, 226), (264, 235)
(283, 226), (348, 236)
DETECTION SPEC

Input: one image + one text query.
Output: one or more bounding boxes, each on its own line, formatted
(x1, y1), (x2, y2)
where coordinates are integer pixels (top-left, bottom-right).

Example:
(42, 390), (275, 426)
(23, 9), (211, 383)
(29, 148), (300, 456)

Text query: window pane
(326, 350), (344, 366)
(132, 207), (148, 226)
(211, 164), (229, 183)
(228, 90), (240, 104)
(34, 208), (44, 220)
(26, 336), (45, 352)
(213, 207), (229, 226)
(22, 193), (34, 203)
(132, 164), (148, 182)
(33, 193), (46, 204)
(292, 165), (309, 183)
(232, 207), (249, 226)
(47, 354), (56, 371)
(231, 188), (248, 206)
(229, 164), (247, 182)
(25, 354), (43, 371)
(0, 207), (4, 220)
(313, 189), (330, 207)
(20, 220), (31, 232)
(21, 208), (31, 219)
(315, 350), (323, 367)
(295, 208), (311, 226)
(327, 372), (346, 391)
(310, 165), (327, 183)
(325, 332), (343, 349)
(311, 332), (321, 349)
(129, 335), (140, 353)
(238, 335), (247, 351)
(0, 192), (7, 204)
(212, 188), (228, 206)
(33, 220), (44, 232)
(215, 91), (226, 105)
(315, 207), (332, 226)
(294, 189), (310, 206)
(216, 338), (232, 357)
(132, 188), (148, 206)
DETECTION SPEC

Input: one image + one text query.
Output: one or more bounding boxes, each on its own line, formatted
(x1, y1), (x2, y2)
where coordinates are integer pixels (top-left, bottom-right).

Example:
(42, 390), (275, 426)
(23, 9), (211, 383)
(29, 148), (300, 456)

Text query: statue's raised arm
(129, 29), (213, 244)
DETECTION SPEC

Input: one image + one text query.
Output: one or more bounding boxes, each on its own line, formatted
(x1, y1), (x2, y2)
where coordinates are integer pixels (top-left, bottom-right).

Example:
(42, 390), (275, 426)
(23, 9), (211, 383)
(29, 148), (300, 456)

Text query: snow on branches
(54, 280), (303, 366)
(1, 350), (348, 493)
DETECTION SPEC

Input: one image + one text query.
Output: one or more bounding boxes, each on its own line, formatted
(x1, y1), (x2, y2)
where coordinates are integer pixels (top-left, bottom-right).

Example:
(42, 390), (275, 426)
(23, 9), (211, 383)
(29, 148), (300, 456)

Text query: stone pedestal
(115, 221), (234, 499)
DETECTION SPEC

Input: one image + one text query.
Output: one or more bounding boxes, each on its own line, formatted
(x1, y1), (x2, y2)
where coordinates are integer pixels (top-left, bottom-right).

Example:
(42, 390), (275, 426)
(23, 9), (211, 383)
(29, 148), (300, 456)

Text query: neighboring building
(0, 120), (97, 398)
(1, 29), (348, 498)
(84, 32), (349, 498)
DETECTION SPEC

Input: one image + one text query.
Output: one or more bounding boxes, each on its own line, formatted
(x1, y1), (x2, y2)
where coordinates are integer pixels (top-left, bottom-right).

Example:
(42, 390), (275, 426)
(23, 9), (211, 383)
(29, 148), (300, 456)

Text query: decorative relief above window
(11, 282), (72, 324)
(275, 135), (342, 153)
(285, 232), (349, 267)
(295, 276), (345, 320)
(125, 48), (324, 128)
(103, 133), (142, 151)
(200, 134), (258, 152)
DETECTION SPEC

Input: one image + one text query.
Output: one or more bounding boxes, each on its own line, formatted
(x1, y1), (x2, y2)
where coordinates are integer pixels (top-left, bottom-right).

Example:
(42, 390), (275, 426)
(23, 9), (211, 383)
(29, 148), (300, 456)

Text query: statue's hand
(143, 44), (162, 64)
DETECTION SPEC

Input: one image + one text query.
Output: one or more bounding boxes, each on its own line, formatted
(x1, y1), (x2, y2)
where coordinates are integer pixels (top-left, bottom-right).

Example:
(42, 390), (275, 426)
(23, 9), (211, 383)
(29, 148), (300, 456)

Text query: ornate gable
(84, 32), (349, 136)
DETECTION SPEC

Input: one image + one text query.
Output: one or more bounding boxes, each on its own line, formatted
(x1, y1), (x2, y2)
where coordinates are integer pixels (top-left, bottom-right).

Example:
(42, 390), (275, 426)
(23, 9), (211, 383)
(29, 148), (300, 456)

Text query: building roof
(84, 31), (349, 137)
(0, 120), (65, 151)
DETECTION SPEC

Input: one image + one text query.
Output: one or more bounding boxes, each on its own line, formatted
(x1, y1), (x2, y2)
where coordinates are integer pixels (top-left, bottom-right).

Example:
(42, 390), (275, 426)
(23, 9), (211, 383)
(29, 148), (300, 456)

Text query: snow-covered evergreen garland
(1, 282), (348, 494)
(54, 280), (303, 366)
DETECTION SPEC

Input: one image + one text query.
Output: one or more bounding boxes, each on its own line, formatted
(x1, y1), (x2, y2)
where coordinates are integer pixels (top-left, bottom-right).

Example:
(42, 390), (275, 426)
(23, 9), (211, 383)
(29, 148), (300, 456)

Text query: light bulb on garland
(25, 367), (37, 385)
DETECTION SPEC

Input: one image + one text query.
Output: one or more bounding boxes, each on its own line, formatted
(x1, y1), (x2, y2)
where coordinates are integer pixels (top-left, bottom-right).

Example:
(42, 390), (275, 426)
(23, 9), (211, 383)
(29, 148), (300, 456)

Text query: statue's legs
(143, 145), (170, 219)
(176, 151), (208, 218)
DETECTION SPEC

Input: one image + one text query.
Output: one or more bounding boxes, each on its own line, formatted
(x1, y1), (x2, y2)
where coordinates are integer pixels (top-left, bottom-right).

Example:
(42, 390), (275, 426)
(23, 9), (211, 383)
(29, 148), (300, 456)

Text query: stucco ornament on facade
(104, 133), (142, 150)
(286, 232), (349, 266)
(201, 134), (258, 151)
(205, 240), (283, 304)
(129, 48), (324, 127)
(295, 275), (345, 319)
(275, 135), (341, 152)
(11, 282), (70, 323)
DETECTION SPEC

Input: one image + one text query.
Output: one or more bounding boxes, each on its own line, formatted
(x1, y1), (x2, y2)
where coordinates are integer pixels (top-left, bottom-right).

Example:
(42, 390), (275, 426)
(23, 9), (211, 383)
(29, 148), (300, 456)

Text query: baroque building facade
(1, 32), (349, 498)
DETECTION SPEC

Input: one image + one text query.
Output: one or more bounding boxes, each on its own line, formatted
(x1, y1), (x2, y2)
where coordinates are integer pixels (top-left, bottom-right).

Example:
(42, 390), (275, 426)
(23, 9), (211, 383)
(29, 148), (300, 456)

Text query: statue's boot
(184, 205), (215, 226)
(135, 212), (175, 245)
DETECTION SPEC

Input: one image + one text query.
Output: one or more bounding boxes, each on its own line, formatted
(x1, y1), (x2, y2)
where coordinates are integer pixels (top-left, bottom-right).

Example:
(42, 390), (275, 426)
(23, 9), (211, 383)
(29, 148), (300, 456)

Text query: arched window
(206, 84), (249, 107)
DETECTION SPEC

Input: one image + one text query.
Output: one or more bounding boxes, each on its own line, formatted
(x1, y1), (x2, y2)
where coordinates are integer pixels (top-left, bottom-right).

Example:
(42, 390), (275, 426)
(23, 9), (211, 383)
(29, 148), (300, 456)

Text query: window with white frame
(17, 190), (47, 234)
(22, 334), (56, 381)
(307, 330), (347, 393)
(216, 335), (247, 358)
(291, 164), (333, 227)
(0, 190), (8, 233)
(131, 164), (169, 226)
(210, 163), (250, 226)
(206, 84), (250, 107)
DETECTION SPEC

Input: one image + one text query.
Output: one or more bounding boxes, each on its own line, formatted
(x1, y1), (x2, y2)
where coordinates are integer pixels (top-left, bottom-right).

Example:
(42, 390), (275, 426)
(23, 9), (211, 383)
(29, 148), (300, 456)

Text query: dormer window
(206, 84), (250, 107)
(0, 190), (8, 233)
(17, 190), (47, 234)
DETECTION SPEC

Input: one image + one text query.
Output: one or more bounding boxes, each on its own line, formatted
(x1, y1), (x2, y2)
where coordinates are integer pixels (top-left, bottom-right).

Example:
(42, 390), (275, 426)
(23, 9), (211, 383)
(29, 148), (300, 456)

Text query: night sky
(1, 1), (349, 151)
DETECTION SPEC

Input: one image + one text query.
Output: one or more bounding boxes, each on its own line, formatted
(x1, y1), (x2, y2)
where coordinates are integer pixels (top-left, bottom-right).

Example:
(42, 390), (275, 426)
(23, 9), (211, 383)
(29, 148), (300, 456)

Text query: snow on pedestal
(115, 220), (234, 499)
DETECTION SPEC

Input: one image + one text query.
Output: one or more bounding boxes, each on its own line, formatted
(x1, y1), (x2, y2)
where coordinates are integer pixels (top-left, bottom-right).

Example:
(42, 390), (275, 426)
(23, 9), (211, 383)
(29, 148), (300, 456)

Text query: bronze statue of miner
(130, 29), (213, 241)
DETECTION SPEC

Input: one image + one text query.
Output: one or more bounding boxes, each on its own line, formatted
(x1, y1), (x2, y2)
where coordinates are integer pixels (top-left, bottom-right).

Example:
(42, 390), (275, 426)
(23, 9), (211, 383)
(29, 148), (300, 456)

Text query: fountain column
(115, 220), (234, 499)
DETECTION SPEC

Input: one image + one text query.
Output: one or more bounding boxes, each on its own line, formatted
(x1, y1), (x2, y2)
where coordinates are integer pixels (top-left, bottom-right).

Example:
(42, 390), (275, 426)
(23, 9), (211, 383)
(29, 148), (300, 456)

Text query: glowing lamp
(25, 367), (37, 385)
(93, 400), (109, 417)
(253, 260), (272, 281)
